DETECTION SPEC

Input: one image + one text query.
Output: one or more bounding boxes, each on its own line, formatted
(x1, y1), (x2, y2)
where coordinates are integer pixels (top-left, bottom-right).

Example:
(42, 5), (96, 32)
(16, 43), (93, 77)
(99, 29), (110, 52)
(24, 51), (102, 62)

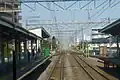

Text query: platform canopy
(92, 38), (109, 44)
(100, 19), (120, 36)
(29, 27), (50, 38)
(0, 16), (41, 40)
(42, 27), (50, 38)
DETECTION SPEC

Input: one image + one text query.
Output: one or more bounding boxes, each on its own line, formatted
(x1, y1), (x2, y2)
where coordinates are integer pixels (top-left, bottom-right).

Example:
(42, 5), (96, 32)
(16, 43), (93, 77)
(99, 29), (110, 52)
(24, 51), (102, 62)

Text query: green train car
(41, 40), (51, 57)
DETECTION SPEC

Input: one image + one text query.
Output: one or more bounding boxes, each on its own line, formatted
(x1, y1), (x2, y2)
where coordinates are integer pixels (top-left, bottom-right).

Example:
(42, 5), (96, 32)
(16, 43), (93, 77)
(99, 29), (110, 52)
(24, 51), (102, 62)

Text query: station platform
(1, 51), (120, 80)
(38, 52), (119, 80)
(0, 55), (48, 80)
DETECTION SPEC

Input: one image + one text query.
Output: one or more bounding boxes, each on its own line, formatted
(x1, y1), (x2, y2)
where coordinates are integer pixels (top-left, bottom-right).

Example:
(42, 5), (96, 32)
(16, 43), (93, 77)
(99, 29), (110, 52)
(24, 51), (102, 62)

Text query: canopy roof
(0, 16), (41, 40)
(100, 19), (120, 36)
(29, 27), (50, 38)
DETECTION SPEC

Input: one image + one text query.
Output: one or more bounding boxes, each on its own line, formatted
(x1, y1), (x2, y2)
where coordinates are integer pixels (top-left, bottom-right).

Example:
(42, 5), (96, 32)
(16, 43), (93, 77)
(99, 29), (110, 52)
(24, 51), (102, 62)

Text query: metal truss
(20, 0), (97, 3)
(18, 0), (119, 11)
(26, 20), (109, 26)
(1, 0), (120, 14)
(20, 0), (120, 22)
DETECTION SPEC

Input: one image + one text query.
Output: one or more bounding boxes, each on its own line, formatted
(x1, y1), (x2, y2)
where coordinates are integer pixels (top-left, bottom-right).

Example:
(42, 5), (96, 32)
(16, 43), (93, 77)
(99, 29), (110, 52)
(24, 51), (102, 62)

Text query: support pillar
(116, 36), (119, 56)
(0, 34), (5, 64)
(15, 39), (19, 61)
(38, 39), (41, 55)
(13, 50), (16, 80)
(6, 40), (9, 62)
(38, 39), (41, 49)
(24, 40), (27, 53)
(12, 39), (16, 80)
(18, 40), (21, 60)
(24, 40), (27, 61)
(40, 39), (43, 53)
(35, 39), (37, 53)
(31, 40), (33, 50)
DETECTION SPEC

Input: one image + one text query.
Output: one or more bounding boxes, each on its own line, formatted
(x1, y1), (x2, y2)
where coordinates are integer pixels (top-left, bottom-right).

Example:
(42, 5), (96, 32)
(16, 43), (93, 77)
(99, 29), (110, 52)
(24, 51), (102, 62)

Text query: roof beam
(20, 0), (96, 3)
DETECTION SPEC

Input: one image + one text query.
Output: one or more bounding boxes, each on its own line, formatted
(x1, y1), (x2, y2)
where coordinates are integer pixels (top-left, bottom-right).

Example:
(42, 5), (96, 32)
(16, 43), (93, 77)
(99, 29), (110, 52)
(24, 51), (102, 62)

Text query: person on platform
(32, 48), (35, 59)
(37, 48), (41, 56)
(27, 49), (30, 62)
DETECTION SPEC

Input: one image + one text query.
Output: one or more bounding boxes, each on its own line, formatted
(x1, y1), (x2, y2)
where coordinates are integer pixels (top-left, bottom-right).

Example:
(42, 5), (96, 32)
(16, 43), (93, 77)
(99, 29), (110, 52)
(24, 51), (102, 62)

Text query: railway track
(60, 54), (64, 80)
(46, 53), (65, 80)
(72, 54), (110, 80)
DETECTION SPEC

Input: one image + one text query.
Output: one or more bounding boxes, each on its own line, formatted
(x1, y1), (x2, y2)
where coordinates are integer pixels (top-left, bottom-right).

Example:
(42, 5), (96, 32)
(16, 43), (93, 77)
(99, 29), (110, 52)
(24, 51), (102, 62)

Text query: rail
(46, 53), (62, 80)
(72, 54), (110, 80)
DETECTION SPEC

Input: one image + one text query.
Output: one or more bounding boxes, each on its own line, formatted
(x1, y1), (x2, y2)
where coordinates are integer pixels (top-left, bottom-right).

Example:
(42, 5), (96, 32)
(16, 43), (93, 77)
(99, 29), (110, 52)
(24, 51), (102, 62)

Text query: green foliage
(4, 41), (12, 58)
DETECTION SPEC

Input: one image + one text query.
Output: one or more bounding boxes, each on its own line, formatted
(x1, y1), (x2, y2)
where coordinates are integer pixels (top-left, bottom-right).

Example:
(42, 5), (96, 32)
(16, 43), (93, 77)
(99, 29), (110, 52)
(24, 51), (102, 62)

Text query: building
(92, 25), (120, 56)
(91, 28), (110, 55)
(92, 29), (110, 43)
(100, 18), (120, 57)
(29, 27), (50, 39)
(0, 0), (20, 22)
(29, 27), (50, 53)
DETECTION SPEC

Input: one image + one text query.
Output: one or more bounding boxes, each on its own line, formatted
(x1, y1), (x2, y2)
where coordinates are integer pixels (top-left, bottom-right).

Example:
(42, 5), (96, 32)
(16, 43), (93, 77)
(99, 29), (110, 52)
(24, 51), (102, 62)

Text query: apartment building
(0, 0), (20, 22)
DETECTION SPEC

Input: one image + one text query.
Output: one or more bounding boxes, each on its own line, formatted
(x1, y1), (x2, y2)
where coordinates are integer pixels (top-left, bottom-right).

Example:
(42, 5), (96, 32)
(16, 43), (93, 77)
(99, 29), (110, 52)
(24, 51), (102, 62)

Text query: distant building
(92, 29), (110, 44)
(0, 0), (21, 22)
(91, 28), (110, 55)
(29, 27), (50, 52)
(29, 27), (50, 39)
(91, 28), (119, 56)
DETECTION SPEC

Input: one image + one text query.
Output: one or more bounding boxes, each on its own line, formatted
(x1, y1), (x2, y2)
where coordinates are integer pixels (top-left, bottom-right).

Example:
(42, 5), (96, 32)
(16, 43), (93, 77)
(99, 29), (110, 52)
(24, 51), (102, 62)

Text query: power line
(111, 0), (120, 8)
(65, 1), (78, 10)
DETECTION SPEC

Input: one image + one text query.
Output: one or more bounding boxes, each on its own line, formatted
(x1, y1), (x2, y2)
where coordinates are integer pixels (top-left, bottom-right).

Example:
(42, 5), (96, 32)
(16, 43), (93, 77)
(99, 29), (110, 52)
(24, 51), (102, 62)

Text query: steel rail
(60, 54), (64, 80)
(46, 53), (62, 80)
(77, 55), (110, 80)
(72, 54), (96, 80)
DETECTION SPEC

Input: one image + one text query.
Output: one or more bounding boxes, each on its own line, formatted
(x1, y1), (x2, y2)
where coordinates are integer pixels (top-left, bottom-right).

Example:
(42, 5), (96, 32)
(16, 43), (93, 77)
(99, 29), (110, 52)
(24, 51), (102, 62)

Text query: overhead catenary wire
(90, 0), (110, 18)
(37, 2), (54, 11)
(111, 0), (120, 8)
(85, 0), (117, 27)
(53, 2), (65, 10)
(19, 0), (96, 3)
(65, 1), (78, 10)
(80, 0), (93, 9)
(95, 5), (109, 19)
(23, 3), (35, 11)
(21, 0), (119, 41)
(95, 0), (108, 9)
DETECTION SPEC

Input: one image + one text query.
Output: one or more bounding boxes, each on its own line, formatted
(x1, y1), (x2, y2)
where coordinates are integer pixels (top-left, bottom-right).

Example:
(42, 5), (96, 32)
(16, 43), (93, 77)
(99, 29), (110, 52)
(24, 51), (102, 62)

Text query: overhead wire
(111, 0), (120, 8)
(65, 1), (78, 10)
(95, 0), (108, 9)
(95, 5), (109, 19)
(22, 0), (120, 41)
(53, 2), (65, 10)
(82, 1), (119, 40)
(90, 0), (109, 18)
(37, 2), (54, 11)
(80, 0), (93, 9)
(23, 3), (35, 11)
(74, 0), (111, 41)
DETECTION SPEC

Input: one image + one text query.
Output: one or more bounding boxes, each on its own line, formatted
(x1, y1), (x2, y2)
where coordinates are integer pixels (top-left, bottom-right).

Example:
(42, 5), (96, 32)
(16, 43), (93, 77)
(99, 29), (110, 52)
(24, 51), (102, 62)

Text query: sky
(20, 0), (120, 47)
(21, 0), (120, 21)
